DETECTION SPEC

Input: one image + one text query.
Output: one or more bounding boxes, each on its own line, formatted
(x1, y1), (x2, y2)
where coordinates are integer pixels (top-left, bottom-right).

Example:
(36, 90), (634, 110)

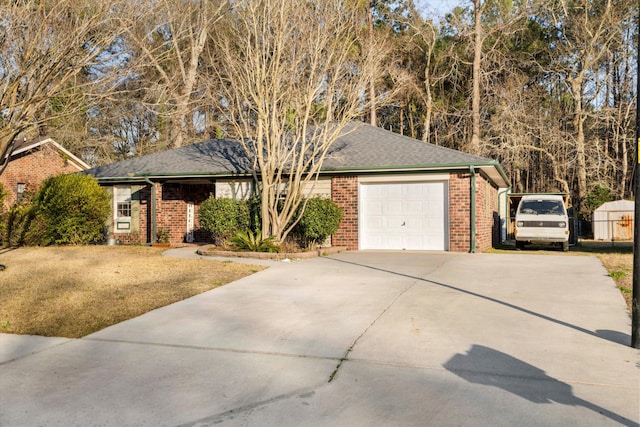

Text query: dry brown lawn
(0, 246), (264, 338)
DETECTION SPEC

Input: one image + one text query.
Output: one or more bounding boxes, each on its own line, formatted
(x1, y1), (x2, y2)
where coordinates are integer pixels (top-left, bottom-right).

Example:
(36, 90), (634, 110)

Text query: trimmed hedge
(293, 197), (342, 246)
(30, 174), (110, 245)
(199, 197), (251, 244)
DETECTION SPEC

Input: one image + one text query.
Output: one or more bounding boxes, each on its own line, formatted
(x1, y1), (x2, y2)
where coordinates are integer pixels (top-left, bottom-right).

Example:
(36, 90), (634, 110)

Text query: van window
(518, 200), (565, 215)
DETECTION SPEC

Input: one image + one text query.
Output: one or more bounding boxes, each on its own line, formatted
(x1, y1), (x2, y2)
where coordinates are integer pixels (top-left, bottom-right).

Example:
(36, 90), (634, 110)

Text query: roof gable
(12, 137), (90, 171)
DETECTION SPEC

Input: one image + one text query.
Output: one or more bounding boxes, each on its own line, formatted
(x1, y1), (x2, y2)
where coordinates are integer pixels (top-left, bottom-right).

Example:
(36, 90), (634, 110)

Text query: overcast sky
(416, 0), (465, 19)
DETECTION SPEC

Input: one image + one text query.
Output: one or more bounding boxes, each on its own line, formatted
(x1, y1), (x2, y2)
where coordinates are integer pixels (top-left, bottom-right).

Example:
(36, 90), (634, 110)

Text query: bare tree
(398, 3), (440, 142)
(120, 0), (228, 149)
(469, 0), (485, 155)
(208, 0), (390, 242)
(0, 0), (126, 173)
(540, 0), (627, 209)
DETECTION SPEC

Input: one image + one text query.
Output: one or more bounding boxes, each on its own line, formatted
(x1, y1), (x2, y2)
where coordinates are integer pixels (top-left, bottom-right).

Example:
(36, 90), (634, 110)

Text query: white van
(514, 195), (570, 251)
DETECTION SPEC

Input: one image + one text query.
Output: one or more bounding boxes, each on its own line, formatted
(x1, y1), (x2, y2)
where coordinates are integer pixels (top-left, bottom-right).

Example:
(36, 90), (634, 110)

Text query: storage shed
(593, 200), (634, 241)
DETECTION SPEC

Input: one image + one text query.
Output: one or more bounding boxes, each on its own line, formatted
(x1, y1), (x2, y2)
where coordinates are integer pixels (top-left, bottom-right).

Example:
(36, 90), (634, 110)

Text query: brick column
(331, 176), (359, 250)
(449, 172), (471, 252)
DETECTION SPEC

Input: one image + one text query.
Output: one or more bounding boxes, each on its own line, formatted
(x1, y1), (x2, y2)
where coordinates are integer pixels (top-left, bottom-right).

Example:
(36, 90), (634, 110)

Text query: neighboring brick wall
(332, 176), (359, 250)
(1, 144), (83, 207)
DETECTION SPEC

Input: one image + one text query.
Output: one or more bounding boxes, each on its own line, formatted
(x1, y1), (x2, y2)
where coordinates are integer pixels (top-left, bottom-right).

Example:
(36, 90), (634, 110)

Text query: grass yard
(0, 246), (264, 338)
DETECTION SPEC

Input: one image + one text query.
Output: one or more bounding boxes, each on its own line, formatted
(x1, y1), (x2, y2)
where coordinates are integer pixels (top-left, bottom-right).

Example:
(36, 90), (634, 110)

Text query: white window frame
(17, 183), (26, 202)
(114, 186), (132, 231)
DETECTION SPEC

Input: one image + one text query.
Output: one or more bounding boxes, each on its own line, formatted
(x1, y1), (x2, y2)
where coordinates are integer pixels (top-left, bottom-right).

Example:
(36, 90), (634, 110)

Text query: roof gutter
(91, 161), (511, 187)
(470, 165), (476, 254)
(91, 171), (247, 183)
(497, 186), (511, 243)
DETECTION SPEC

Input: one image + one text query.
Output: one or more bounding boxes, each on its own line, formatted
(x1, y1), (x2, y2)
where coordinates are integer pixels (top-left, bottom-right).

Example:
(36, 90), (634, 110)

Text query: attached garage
(359, 179), (448, 250)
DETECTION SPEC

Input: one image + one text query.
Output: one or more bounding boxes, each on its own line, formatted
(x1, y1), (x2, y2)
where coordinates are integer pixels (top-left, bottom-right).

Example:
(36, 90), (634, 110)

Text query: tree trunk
(470, 0), (483, 155)
(368, 1), (377, 127)
(571, 78), (587, 211)
(423, 54), (432, 143)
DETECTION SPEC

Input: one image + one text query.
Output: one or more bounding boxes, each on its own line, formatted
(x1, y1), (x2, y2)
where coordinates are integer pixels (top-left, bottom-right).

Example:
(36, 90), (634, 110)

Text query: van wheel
(562, 241), (569, 252)
(516, 241), (525, 250)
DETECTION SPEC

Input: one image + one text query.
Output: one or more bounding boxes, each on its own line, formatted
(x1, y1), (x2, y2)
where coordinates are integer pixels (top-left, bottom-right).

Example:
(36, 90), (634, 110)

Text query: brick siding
(157, 183), (214, 243)
(114, 182), (214, 244)
(449, 171), (499, 252)
(1, 144), (83, 207)
(449, 172), (472, 252)
(331, 176), (359, 250)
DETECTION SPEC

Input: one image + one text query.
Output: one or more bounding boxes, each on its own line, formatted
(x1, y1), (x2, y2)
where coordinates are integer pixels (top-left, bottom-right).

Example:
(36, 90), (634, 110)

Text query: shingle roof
(86, 138), (251, 178)
(322, 122), (492, 170)
(86, 122), (508, 186)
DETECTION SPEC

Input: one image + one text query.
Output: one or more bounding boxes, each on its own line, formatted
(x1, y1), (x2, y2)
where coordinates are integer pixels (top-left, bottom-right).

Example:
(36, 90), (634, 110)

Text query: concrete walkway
(0, 250), (638, 426)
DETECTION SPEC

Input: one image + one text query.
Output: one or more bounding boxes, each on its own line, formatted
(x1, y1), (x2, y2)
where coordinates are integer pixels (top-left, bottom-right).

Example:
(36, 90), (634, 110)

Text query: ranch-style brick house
(86, 122), (510, 252)
(1, 137), (90, 208)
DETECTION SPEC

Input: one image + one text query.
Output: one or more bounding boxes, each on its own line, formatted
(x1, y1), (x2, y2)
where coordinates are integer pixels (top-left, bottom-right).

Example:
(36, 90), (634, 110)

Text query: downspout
(143, 176), (157, 244)
(497, 187), (511, 243)
(470, 166), (476, 253)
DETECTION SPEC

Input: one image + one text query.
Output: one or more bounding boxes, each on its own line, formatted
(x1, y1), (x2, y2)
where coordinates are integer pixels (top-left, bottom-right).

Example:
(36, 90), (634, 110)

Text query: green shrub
(292, 197), (342, 247)
(199, 197), (251, 245)
(4, 201), (36, 246)
(247, 196), (262, 233)
(0, 182), (8, 243)
(31, 174), (110, 245)
(229, 230), (279, 253)
(583, 183), (613, 219)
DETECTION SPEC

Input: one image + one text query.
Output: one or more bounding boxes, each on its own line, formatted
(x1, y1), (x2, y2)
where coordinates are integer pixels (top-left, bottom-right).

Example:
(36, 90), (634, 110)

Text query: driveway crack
(328, 281), (416, 383)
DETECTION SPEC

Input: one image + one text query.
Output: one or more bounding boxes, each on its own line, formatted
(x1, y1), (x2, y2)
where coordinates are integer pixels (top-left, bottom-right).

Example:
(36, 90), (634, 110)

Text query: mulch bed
(196, 245), (347, 260)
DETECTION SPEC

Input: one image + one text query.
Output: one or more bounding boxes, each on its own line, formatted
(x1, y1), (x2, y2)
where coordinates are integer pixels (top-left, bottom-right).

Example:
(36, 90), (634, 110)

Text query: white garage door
(360, 181), (448, 251)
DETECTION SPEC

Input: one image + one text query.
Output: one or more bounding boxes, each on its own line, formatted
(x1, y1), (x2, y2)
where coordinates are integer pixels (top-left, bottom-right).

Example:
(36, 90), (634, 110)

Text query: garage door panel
(365, 199), (383, 215)
(386, 235), (403, 249)
(386, 184), (403, 197)
(367, 216), (384, 231)
(404, 217), (423, 231)
(384, 216), (404, 230)
(360, 181), (448, 251)
(366, 234), (383, 248)
(405, 200), (424, 215)
(426, 202), (444, 218)
(404, 235), (424, 250)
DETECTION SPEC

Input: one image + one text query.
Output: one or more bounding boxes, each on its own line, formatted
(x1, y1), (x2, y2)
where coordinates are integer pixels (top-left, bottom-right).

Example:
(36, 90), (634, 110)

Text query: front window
(114, 186), (131, 230)
(518, 200), (565, 216)
(17, 183), (26, 202)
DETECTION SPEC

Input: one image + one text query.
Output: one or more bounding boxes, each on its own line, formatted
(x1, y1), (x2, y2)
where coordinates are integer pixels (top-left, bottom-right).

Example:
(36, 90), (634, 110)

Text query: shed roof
(594, 200), (634, 212)
(87, 122), (510, 187)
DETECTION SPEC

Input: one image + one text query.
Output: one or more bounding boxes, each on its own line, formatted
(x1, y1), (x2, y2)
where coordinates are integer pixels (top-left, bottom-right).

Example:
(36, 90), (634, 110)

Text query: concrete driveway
(1, 251), (638, 426)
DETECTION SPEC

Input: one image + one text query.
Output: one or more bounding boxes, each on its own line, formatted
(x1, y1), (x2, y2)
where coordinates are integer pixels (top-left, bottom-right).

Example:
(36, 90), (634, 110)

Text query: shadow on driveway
(444, 345), (636, 426)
